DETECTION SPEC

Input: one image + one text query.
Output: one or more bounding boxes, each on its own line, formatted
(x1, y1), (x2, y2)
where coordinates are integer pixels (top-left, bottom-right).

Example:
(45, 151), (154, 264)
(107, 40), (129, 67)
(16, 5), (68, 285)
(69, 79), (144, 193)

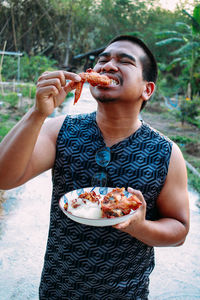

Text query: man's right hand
(0, 70), (81, 189)
(36, 70), (81, 117)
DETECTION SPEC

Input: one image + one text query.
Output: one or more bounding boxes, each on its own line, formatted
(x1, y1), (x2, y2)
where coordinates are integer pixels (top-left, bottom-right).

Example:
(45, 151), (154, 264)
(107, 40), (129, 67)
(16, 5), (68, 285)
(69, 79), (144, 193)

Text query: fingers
(36, 70), (82, 106)
(37, 78), (63, 95)
(37, 70), (81, 87)
(114, 219), (131, 230)
(64, 81), (79, 94)
(113, 188), (146, 232)
(37, 70), (81, 95)
(34, 70), (82, 116)
(127, 187), (146, 206)
(36, 85), (59, 99)
(127, 187), (142, 196)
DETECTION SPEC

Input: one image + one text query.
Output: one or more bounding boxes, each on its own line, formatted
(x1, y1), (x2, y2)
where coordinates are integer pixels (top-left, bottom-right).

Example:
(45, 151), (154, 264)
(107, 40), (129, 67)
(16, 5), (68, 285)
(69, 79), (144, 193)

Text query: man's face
(90, 40), (147, 104)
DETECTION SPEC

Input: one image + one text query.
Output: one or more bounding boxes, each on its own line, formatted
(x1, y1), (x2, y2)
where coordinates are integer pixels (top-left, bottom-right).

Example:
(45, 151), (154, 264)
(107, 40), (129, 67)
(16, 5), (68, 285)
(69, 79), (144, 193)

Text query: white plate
(59, 187), (137, 227)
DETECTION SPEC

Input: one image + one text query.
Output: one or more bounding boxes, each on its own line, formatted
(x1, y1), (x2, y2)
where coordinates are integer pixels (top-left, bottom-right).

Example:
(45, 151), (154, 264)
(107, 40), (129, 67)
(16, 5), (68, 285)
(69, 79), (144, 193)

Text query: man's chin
(96, 97), (117, 103)
(90, 86), (119, 103)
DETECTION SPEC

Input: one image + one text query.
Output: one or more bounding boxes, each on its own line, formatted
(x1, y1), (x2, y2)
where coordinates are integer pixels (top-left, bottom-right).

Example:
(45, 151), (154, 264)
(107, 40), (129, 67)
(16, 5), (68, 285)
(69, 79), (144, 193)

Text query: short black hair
(108, 35), (158, 110)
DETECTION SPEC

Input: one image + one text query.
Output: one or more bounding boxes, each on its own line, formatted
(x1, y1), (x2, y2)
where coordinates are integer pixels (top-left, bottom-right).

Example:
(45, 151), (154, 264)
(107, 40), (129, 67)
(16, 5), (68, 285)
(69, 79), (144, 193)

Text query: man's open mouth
(110, 79), (119, 86)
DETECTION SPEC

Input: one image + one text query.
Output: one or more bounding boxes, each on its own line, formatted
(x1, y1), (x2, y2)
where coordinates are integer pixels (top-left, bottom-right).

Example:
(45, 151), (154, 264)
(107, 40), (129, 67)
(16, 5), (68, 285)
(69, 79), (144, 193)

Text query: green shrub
(21, 85), (36, 99)
(30, 86), (36, 99)
(187, 168), (200, 194)
(1, 93), (19, 107)
(0, 124), (13, 141)
(0, 114), (10, 122)
(1, 56), (18, 81)
(186, 116), (200, 128)
(1, 54), (57, 83)
(15, 115), (21, 121)
(169, 135), (195, 144)
(155, 71), (181, 99)
(21, 54), (57, 82)
(176, 97), (200, 125)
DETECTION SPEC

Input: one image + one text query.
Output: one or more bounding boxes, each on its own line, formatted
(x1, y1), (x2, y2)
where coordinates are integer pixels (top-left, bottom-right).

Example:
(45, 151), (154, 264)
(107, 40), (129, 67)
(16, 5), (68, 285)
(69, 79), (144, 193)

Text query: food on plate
(101, 187), (142, 218)
(76, 191), (101, 203)
(64, 188), (142, 219)
(64, 191), (102, 219)
(69, 68), (112, 104)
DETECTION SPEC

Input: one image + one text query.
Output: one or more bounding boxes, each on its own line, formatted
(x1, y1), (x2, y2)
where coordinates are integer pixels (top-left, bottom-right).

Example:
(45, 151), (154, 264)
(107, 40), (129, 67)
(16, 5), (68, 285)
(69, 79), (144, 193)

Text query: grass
(0, 93), (19, 108)
(168, 138), (200, 194)
(187, 168), (200, 194)
(0, 112), (17, 141)
(0, 123), (13, 139)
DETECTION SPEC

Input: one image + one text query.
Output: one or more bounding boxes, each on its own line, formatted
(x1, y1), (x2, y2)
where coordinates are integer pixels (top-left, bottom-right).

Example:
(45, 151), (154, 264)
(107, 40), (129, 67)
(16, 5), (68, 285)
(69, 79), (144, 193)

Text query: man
(0, 35), (189, 299)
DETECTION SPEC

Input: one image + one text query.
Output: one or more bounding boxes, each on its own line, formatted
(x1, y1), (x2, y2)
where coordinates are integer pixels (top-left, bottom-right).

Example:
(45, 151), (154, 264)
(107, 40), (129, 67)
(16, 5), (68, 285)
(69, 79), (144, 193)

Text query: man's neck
(96, 106), (142, 147)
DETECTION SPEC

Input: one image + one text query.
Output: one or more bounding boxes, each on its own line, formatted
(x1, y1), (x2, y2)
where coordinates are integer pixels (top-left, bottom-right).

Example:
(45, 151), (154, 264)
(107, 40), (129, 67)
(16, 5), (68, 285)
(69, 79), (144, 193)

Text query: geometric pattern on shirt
(39, 112), (172, 300)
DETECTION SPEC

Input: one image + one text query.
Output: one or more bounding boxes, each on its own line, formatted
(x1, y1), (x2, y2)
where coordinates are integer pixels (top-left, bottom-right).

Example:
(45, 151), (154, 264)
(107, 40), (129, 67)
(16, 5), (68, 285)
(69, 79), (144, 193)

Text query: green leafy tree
(1, 0), (198, 74)
(156, 5), (200, 98)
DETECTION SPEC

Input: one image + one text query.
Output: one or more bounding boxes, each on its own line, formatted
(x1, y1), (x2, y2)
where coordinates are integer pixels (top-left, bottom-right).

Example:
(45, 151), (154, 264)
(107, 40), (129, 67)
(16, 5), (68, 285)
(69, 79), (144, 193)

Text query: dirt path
(142, 109), (200, 175)
(142, 110), (199, 138)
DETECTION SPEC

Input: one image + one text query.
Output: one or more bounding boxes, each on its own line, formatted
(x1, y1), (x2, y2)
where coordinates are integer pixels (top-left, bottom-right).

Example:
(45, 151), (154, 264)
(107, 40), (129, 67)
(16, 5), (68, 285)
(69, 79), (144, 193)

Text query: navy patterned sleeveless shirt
(39, 112), (172, 300)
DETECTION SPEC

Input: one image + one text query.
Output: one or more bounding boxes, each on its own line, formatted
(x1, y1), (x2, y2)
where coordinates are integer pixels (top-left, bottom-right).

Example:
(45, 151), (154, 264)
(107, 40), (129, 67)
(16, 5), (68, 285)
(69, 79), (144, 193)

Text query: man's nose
(101, 60), (118, 72)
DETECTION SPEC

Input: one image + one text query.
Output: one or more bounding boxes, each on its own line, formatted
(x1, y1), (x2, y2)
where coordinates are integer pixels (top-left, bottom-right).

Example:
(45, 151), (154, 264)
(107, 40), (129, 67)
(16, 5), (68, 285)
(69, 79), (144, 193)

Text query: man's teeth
(111, 79), (118, 85)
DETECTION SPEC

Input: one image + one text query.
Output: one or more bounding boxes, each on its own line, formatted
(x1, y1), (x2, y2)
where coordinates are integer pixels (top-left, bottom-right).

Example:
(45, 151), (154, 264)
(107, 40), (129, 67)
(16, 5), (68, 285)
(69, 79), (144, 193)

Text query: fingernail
(75, 75), (81, 81)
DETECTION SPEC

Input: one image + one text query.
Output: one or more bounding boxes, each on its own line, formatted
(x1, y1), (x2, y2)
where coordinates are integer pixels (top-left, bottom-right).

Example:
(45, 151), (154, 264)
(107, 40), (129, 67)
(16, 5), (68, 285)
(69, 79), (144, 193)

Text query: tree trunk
(11, 5), (18, 52)
(63, 18), (72, 68)
(186, 82), (192, 100)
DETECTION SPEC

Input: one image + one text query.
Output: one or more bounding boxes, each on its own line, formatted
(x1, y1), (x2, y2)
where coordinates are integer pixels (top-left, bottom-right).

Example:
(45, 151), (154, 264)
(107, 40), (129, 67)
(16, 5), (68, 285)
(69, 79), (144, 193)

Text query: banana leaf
(165, 57), (182, 71)
(156, 38), (183, 46)
(171, 42), (200, 56)
(155, 31), (183, 38)
(193, 5), (200, 34)
(175, 22), (191, 32)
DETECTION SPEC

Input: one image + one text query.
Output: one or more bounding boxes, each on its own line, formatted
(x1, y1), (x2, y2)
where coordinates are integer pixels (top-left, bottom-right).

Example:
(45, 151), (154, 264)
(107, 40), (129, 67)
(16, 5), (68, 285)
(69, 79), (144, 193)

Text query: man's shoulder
(44, 115), (66, 131)
(45, 112), (96, 129)
(143, 122), (172, 145)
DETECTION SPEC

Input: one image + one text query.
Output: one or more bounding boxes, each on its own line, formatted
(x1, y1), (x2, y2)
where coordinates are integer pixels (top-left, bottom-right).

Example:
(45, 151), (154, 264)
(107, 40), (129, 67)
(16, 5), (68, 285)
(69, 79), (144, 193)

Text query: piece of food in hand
(69, 68), (112, 105)
(101, 187), (142, 218)
(64, 191), (102, 219)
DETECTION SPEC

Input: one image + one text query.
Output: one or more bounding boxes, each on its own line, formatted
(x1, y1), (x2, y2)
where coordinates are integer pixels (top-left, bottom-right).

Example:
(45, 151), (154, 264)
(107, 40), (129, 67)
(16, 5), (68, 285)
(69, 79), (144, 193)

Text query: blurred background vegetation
(0, 0), (199, 86)
(0, 0), (200, 191)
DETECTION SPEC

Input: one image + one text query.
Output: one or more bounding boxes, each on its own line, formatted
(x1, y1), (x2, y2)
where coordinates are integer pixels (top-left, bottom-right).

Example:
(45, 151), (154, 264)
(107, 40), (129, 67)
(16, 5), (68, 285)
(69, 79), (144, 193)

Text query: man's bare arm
(0, 70), (81, 189)
(114, 143), (190, 247)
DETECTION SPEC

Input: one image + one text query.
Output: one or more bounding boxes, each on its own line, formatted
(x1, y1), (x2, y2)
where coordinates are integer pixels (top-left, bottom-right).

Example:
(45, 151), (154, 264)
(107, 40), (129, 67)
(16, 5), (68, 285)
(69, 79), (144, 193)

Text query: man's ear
(142, 82), (155, 101)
